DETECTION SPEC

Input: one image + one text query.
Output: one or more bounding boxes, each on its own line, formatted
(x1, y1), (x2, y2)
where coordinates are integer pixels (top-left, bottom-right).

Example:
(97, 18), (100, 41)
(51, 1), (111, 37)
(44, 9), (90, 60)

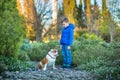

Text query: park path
(0, 62), (96, 80)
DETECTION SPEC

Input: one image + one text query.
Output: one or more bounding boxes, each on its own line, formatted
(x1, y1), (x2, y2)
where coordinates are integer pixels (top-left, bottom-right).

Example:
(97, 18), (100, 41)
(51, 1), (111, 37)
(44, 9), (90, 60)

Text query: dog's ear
(50, 49), (54, 52)
(51, 49), (57, 53)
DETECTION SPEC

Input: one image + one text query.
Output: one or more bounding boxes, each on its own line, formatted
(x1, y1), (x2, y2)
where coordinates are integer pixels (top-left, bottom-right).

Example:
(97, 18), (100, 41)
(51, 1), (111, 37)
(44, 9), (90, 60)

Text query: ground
(0, 62), (96, 80)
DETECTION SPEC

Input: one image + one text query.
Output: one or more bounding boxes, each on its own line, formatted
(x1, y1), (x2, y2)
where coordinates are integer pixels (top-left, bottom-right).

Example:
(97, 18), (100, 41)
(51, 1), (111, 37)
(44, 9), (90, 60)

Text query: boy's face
(62, 21), (69, 27)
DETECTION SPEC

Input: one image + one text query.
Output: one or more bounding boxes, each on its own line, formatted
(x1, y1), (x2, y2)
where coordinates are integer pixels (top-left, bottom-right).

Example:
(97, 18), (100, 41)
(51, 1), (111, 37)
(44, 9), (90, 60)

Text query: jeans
(62, 45), (72, 66)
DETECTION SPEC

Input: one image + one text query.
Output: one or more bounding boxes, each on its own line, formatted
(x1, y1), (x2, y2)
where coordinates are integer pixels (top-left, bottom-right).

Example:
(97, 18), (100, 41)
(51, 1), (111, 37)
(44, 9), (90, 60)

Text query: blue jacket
(60, 23), (75, 46)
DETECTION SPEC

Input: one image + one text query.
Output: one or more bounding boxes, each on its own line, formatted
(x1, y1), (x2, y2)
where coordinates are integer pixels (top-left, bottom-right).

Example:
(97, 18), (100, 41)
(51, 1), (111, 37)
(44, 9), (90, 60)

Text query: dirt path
(1, 67), (97, 80)
(0, 62), (96, 80)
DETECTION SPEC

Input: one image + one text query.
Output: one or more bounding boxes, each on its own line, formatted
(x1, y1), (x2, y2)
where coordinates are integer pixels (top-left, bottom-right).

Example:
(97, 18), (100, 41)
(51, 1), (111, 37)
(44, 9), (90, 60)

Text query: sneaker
(61, 64), (66, 68)
(61, 64), (71, 68)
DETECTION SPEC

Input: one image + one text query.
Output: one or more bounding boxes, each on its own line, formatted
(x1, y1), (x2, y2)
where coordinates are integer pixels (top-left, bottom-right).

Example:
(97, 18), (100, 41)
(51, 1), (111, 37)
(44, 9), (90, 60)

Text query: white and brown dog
(38, 49), (58, 71)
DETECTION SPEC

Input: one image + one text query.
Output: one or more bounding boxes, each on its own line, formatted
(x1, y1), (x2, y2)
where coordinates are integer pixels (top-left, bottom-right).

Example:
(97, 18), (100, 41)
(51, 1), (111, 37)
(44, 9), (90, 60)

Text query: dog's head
(50, 49), (58, 57)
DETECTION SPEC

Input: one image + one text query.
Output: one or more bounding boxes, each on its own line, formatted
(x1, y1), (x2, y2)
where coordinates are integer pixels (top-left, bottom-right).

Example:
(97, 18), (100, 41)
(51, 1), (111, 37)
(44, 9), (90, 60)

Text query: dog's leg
(43, 64), (47, 71)
(53, 62), (56, 69)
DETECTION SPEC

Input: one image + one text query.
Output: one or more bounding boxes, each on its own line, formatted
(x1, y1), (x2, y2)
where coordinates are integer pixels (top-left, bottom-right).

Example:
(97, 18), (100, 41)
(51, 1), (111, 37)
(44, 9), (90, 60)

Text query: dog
(38, 49), (58, 71)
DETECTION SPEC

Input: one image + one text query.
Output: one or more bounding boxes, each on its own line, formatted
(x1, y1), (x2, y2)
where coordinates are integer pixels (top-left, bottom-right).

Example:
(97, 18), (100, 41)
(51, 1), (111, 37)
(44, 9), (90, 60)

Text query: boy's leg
(62, 45), (67, 66)
(66, 48), (72, 67)
(62, 45), (72, 68)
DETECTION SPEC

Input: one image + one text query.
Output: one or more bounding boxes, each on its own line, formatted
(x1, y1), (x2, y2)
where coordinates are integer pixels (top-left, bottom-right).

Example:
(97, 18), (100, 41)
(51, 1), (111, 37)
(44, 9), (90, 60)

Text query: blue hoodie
(60, 23), (75, 46)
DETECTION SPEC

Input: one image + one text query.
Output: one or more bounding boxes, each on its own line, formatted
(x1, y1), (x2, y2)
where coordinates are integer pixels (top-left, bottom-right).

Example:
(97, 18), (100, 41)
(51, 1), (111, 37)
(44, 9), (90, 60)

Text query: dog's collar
(47, 53), (56, 59)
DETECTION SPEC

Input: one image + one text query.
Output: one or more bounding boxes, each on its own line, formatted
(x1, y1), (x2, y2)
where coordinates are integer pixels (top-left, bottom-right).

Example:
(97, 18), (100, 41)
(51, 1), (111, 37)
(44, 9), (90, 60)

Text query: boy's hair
(61, 17), (69, 23)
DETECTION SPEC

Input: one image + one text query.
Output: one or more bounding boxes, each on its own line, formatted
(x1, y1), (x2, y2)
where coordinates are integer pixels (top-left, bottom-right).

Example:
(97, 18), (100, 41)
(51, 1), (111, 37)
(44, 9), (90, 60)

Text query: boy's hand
(67, 46), (71, 50)
(60, 45), (62, 49)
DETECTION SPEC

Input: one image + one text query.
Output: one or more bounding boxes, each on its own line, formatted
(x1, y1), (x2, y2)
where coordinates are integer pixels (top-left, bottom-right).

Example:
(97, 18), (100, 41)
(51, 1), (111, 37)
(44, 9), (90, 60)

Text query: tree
(107, 0), (120, 23)
(84, 0), (92, 33)
(76, 0), (87, 28)
(17, 0), (52, 42)
(101, 0), (115, 42)
(17, 0), (36, 41)
(92, 0), (100, 36)
(51, 0), (58, 39)
(57, 5), (64, 39)
(107, 0), (120, 41)
(63, 0), (77, 24)
(34, 0), (52, 41)
(0, 0), (25, 57)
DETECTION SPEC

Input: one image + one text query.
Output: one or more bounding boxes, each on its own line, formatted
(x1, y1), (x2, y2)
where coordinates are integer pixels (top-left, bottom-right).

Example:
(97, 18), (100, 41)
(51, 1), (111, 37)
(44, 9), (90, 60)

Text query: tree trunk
(36, 27), (42, 42)
(92, 0), (99, 35)
(109, 21), (115, 42)
(63, 0), (76, 24)
(17, 0), (36, 40)
(84, 0), (92, 33)
(51, 0), (58, 40)
(102, 0), (115, 42)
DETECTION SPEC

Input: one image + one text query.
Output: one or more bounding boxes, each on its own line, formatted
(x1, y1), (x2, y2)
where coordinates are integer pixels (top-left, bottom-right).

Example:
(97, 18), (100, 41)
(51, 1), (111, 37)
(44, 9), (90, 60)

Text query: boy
(60, 17), (75, 68)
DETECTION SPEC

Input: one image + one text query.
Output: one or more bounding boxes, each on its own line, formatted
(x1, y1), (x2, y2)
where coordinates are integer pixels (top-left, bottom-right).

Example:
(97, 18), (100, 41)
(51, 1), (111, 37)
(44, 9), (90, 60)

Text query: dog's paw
(53, 67), (57, 69)
(43, 68), (46, 71)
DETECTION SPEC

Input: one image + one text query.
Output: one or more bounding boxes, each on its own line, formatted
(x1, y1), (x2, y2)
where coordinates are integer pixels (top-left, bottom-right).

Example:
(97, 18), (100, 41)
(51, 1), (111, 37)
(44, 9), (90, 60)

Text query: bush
(0, 0), (25, 58)
(76, 33), (104, 44)
(75, 47), (120, 79)
(90, 58), (120, 80)
(20, 39), (32, 51)
(25, 40), (62, 62)
(115, 27), (120, 41)
(72, 34), (107, 65)
(0, 62), (7, 74)
(73, 37), (120, 79)
(27, 42), (48, 61)
(72, 34), (120, 79)
(72, 43), (112, 65)
(18, 51), (30, 61)
(0, 56), (34, 71)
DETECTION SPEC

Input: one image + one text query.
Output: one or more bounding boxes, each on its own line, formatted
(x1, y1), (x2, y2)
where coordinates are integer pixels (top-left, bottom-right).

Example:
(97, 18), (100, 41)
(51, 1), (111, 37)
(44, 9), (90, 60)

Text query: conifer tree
(77, 0), (87, 28)
(0, 0), (25, 57)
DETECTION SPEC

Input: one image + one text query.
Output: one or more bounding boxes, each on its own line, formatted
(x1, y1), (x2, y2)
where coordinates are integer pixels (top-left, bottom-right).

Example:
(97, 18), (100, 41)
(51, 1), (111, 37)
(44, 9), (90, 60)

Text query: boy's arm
(68, 28), (74, 46)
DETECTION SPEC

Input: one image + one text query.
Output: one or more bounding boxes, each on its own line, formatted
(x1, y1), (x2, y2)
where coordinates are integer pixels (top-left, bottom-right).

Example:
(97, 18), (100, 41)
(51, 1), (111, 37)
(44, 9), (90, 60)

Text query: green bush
(0, 56), (34, 71)
(20, 39), (32, 51)
(72, 34), (120, 79)
(115, 27), (120, 41)
(0, 0), (25, 57)
(25, 40), (62, 62)
(0, 62), (7, 73)
(18, 50), (30, 61)
(75, 47), (120, 79)
(72, 43), (112, 65)
(27, 42), (48, 61)
(109, 41), (120, 48)
(73, 44), (120, 79)
(90, 58), (120, 80)
(76, 33), (104, 44)
(72, 34), (108, 65)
